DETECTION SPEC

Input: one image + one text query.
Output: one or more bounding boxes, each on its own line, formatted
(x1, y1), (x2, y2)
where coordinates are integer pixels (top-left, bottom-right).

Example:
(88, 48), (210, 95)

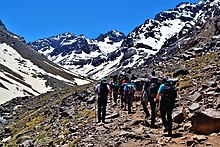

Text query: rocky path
(77, 96), (220, 147)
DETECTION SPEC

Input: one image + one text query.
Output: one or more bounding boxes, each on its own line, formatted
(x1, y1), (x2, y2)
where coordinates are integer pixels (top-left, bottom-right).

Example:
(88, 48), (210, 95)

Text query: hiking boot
(164, 128), (168, 133)
(150, 124), (156, 128)
(168, 130), (172, 137)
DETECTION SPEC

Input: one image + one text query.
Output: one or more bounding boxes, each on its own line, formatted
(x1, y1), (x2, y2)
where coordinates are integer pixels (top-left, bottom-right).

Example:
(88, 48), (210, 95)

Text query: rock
(87, 96), (96, 104)
(192, 135), (208, 143)
(189, 103), (200, 112)
(60, 111), (70, 117)
(189, 92), (202, 102)
(106, 112), (119, 119)
(215, 87), (220, 93)
(0, 105), (6, 113)
(191, 108), (220, 134)
(186, 139), (197, 146)
(173, 68), (189, 77)
(4, 127), (10, 134)
(214, 97), (220, 109)
(21, 140), (33, 147)
(183, 122), (192, 131)
(207, 81), (217, 87)
(1, 136), (11, 143)
(172, 107), (187, 124)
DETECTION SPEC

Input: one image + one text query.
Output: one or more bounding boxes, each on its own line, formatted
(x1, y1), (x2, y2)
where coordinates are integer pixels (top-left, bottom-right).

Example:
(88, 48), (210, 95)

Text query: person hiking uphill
(142, 76), (160, 128)
(119, 79), (126, 109)
(155, 78), (177, 137)
(111, 81), (119, 104)
(123, 80), (136, 114)
(95, 78), (112, 123)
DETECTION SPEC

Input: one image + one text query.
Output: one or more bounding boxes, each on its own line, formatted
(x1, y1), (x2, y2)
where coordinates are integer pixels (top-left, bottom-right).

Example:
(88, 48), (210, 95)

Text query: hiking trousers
(98, 96), (107, 122)
(120, 92), (125, 108)
(160, 100), (174, 135)
(113, 91), (118, 103)
(142, 101), (150, 118)
(148, 99), (156, 125)
(125, 94), (133, 113)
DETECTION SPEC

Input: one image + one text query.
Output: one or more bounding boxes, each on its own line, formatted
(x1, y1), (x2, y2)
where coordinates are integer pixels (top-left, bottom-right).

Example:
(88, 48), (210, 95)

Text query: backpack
(112, 83), (119, 92)
(125, 83), (134, 95)
(161, 84), (177, 102)
(147, 82), (159, 98)
(99, 82), (108, 97)
(120, 83), (125, 93)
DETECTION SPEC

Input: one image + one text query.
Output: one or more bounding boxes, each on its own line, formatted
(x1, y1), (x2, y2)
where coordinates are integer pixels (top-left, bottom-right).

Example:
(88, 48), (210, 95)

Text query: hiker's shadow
(164, 133), (182, 138)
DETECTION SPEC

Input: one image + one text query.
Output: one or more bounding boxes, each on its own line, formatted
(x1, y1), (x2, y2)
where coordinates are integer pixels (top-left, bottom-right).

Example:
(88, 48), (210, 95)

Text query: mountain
(28, 30), (126, 79)
(28, 0), (220, 80)
(0, 26), (91, 104)
(1, 0), (220, 146)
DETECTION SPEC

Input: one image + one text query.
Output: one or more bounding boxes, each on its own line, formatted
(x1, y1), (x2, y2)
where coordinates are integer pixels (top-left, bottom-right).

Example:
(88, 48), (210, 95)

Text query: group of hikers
(95, 72), (177, 137)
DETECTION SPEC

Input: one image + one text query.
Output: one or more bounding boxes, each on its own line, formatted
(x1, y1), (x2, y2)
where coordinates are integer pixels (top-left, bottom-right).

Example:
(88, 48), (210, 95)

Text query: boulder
(191, 108), (220, 134)
(173, 68), (189, 77)
(189, 103), (200, 112)
(172, 107), (187, 124)
(189, 92), (202, 102)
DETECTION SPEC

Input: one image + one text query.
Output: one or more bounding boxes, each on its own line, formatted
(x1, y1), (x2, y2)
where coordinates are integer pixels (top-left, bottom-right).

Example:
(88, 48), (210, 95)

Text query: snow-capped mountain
(28, 0), (220, 79)
(0, 27), (91, 104)
(28, 30), (126, 79)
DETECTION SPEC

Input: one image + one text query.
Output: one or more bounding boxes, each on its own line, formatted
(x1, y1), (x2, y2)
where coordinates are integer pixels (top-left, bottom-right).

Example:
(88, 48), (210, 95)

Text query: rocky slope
(0, 24), (91, 104)
(0, 0), (220, 146)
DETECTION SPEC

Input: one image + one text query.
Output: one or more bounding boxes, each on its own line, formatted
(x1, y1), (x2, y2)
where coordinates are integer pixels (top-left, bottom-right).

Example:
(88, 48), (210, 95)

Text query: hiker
(113, 74), (118, 83)
(155, 78), (177, 137)
(111, 81), (119, 104)
(141, 75), (160, 127)
(119, 79), (126, 109)
(140, 78), (150, 119)
(95, 78), (112, 123)
(123, 80), (136, 114)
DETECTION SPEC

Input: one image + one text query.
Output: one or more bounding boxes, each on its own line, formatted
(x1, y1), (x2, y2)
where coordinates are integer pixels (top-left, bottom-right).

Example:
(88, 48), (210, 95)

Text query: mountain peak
(0, 20), (7, 30)
(96, 29), (126, 42)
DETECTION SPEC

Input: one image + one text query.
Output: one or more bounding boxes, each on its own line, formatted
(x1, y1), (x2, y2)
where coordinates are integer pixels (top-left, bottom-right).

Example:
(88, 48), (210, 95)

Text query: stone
(21, 140), (33, 147)
(59, 111), (69, 117)
(192, 135), (208, 143)
(189, 103), (200, 112)
(191, 108), (220, 134)
(4, 127), (10, 134)
(214, 97), (220, 109)
(173, 68), (189, 77)
(183, 122), (192, 131)
(87, 96), (96, 105)
(2, 136), (11, 143)
(106, 112), (119, 119)
(207, 81), (217, 87)
(186, 139), (197, 146)
(172, 107), (187, 124)
(189, 92), (202, 102)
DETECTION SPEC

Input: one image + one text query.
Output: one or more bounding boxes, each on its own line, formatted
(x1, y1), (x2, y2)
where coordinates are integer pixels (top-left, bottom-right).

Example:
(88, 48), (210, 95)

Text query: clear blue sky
(0, 0), (199, 42)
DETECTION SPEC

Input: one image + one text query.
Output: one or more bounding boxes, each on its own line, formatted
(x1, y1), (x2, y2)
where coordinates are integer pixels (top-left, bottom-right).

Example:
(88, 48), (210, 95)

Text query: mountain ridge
(28, 0), (220, 79)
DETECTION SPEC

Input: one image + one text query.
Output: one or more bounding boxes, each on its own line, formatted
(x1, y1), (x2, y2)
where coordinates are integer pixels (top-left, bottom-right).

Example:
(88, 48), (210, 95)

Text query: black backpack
(125, 83), (134, 95)
(148, 82), (159, 98)
(99, 82), (108, 97)
(161, 84), (177, 102)
(112, 83), (119, 92)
